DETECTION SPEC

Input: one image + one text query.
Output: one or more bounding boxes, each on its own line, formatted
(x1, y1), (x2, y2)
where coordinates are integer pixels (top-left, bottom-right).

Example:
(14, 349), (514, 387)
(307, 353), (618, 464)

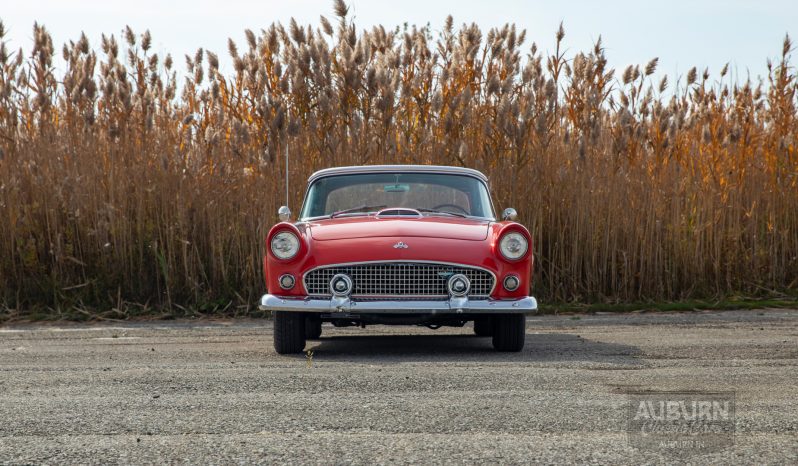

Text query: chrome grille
(304, 262), (494, 298)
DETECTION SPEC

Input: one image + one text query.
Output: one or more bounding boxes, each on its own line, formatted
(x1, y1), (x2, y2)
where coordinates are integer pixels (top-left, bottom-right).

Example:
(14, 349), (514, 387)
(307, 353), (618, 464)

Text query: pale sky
(2, 0), (796, 84)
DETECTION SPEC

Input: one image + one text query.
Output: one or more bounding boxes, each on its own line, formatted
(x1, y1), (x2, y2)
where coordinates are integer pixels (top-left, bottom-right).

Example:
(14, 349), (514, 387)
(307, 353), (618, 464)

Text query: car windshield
(300, 172), (494, 220)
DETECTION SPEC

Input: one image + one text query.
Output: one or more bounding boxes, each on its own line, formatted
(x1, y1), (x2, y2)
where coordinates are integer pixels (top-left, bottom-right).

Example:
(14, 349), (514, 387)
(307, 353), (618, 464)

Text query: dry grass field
(0, 0), (796, 317)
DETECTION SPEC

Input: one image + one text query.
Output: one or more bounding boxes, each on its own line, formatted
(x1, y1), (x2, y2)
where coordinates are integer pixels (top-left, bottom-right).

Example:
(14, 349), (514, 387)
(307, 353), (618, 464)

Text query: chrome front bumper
(259, 294), (538, 314)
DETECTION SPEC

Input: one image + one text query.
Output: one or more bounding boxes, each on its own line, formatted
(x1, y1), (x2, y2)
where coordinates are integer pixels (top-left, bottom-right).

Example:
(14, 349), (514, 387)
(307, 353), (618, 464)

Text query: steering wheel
(431, 203), (469, 215)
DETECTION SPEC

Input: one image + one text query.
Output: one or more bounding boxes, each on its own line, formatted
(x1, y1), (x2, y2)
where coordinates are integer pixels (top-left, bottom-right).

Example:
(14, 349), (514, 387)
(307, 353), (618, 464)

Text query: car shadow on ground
(305, 330), (643, 365)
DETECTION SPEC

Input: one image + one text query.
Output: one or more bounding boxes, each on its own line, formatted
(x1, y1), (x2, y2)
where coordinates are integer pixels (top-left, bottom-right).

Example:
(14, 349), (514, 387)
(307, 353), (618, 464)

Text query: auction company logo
(626, 391), (735, 457)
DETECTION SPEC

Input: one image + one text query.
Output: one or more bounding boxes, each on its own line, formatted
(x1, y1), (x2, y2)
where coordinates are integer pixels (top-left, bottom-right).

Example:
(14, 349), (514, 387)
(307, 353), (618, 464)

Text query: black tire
(274, 311), (306, 354)
(473, 317), (493, 336)
(305, 315), (322, 340)
(492, 314), (526, 352)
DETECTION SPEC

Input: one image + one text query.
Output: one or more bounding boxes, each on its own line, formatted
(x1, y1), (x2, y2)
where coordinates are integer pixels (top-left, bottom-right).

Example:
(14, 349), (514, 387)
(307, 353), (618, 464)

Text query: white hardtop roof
(307, 165), (489, 184)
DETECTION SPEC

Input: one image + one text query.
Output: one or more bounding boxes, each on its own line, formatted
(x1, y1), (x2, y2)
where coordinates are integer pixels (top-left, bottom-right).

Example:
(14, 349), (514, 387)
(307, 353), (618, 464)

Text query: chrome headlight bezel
(270, 231), (300, 260)
(499, 232), (529, 261)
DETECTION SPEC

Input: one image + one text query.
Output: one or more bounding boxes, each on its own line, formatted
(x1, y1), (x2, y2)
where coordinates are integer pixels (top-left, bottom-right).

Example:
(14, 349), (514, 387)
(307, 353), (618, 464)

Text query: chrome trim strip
(301, 260), (498, 297)
(260, 294), (537, 314)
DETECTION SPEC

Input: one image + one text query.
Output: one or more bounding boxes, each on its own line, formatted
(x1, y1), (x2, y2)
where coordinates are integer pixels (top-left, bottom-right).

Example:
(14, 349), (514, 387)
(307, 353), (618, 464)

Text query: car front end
(260, 165), (537, 353)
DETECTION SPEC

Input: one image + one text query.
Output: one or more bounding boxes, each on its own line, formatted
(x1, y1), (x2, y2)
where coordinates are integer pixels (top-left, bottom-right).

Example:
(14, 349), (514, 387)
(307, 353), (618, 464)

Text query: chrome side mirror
(278, 206), (291, 222)
(502, 207), (517, 221)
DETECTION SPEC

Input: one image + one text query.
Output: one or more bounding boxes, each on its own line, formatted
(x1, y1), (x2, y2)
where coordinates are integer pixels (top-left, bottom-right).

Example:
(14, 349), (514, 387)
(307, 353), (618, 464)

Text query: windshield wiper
(329, 204), (387, 218)
(416, 208), (468, 218)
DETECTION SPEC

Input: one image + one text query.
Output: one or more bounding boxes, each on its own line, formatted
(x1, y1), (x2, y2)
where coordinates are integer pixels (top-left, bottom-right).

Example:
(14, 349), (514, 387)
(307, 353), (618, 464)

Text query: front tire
(305, 315), (322, 340)
(492, 314), (526, 352)
(274, 311), (306, 354)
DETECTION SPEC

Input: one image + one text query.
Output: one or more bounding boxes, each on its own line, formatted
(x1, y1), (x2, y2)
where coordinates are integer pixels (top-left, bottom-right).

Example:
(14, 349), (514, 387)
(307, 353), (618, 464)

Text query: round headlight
(270, 231), (300, 260)
(499, 232), (528, 260)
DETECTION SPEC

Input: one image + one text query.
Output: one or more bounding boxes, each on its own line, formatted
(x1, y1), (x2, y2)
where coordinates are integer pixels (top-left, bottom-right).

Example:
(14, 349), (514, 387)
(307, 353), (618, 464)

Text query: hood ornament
(393, 241), (409, 249)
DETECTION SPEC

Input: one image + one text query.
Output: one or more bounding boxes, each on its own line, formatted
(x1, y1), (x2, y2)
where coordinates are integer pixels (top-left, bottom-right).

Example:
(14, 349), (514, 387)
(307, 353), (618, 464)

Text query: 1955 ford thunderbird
(260, 165), (538, 353)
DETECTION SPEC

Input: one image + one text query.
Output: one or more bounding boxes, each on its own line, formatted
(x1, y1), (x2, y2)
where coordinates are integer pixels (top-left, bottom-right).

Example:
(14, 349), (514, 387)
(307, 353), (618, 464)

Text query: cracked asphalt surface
(1, 310), (796, 464)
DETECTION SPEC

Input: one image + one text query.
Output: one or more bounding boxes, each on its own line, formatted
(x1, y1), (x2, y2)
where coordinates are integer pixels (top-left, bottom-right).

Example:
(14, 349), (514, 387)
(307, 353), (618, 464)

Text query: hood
(306, 216), (490, 241)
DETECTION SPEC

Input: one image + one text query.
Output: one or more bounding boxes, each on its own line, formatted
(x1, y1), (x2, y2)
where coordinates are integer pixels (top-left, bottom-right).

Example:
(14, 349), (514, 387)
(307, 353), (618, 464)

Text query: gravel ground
(0, 310), (796, 464)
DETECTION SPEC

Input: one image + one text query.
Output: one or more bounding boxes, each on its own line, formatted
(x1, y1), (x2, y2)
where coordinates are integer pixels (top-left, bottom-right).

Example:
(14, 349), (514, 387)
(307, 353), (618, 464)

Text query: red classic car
(260, 165), (537, 353)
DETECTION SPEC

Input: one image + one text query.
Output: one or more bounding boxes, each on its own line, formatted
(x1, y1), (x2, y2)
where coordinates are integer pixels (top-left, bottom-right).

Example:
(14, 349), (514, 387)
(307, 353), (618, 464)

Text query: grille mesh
(304, 262), (494, 298)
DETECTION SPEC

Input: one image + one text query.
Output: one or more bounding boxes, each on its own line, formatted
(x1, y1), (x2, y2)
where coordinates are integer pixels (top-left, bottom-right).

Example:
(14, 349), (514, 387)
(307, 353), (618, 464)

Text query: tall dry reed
(1, 2), (796, 316)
